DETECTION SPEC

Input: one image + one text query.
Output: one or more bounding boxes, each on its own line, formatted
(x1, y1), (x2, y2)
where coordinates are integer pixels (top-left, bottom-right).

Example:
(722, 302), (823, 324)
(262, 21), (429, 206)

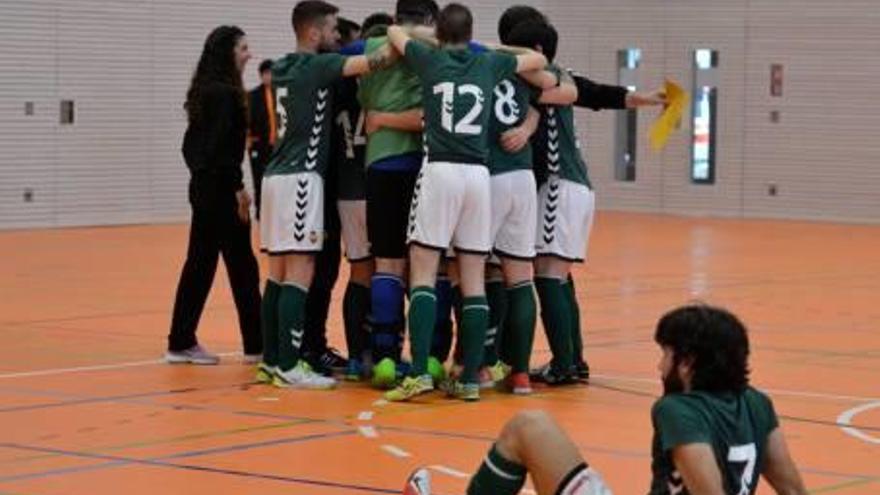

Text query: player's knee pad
(371, 273), (404, 325)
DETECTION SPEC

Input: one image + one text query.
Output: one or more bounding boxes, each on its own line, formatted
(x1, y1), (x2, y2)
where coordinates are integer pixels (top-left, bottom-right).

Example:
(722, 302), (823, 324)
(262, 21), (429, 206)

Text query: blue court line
(0, 439), (400, 493)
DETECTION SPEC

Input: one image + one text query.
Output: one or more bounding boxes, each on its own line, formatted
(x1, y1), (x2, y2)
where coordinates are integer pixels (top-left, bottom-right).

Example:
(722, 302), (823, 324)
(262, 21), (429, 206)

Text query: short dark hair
(258, 59), (273, 74)
(506, 21), (558, 62)
(337, 17), (361, 44)
(436, 3), (472, 45)
(362, 12), (394, 36)
(654, 304), (751, 394)
(498, 5), (548, 44)
(292, 0), (338, 36)
(395, 0), (439, 26)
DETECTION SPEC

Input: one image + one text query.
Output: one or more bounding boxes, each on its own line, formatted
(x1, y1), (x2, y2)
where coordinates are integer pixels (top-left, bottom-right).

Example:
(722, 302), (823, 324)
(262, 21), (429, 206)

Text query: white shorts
(338, 199), (371, 262)
(535, 177), (595, 262)
(558, 466), (612, 495)
(407, 161), (491, 254)
(490, 170), (537, 260)
(260, 172), (324, 254)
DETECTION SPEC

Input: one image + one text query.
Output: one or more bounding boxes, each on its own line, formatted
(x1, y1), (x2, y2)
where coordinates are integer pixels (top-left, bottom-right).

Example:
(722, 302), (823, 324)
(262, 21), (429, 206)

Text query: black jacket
(182, 83), (246, 210)
(572, 74), (628, 111)
(248, 84), (274, 157)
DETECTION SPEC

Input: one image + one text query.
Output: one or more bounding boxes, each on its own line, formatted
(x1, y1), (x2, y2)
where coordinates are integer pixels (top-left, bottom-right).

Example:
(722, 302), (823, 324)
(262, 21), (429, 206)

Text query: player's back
(267, 52), (344, 176)
(649, 387), (779, 495)
(405, 42), (517, 166)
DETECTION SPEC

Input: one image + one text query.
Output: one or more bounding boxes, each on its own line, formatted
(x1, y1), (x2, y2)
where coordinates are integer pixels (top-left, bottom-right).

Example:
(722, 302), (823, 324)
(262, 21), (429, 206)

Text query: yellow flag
(649, 80), (689, 151)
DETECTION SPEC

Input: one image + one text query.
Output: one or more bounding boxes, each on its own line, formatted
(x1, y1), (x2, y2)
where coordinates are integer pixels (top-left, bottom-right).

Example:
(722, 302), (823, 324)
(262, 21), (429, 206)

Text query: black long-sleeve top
(182, 82), (246, 209)
(572, 74), (628, 111)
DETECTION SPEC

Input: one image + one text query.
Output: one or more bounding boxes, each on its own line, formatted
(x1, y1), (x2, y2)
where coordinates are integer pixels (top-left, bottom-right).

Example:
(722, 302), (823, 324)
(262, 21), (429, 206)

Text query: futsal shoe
(385, 375), (434, 402)
(440, 379), (480, 401)
(255, 362), (277, 384)
(402, 467), (431, 495)
(344, 358), (366, 381)
(164, 345), (220, 365)
(530, 362), (578, 386)
(272, 361), (337, 390)
(508, 372), (533, 395)
(573, 359), (591, 381)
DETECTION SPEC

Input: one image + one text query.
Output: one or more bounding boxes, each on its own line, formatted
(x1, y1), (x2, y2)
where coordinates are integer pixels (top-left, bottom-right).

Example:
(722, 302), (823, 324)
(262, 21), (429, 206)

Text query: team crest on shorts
(309, 231), (319, 244)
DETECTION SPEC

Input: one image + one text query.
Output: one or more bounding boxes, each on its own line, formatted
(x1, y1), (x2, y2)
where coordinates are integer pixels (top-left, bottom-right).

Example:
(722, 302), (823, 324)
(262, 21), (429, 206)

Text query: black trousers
(249, 148), (269, 220)
(168, 200), (262, 354)
(302, 195), (342, 355)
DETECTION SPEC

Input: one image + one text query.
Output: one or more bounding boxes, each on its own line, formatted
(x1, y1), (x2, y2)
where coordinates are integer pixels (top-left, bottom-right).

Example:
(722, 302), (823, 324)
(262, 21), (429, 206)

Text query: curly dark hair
(184, 25), (246, 125)
(654, 304), (751, 393)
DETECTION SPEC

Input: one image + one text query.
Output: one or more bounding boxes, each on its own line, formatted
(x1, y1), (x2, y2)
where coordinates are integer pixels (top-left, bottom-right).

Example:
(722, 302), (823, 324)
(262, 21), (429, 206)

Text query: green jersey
(488, 76), (539, 175)
(404, 41), (518, 166)
(649, 387), (780, 495)
(532, 67), (590, 187)
(358, 33), (423, 166)
(265, 52), (346, 177)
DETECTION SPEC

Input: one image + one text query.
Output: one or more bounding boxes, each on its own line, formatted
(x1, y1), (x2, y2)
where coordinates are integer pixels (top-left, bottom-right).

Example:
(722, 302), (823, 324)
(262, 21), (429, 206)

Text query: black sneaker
(302, 351), (333, 377)
(530, 362), (578, 386)
(573, 359), (590, 382)
(317, 347), (348, 372)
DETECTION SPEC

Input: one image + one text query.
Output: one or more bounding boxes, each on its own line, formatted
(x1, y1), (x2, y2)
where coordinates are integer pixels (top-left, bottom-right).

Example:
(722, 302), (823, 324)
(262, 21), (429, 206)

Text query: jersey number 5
(727, 443), (757, 495)
(433, 82), (484, 135)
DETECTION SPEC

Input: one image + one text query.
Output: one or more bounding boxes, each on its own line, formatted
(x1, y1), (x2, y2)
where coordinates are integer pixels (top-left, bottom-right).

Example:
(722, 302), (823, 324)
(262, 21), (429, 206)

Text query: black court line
(1, 430), (362, 484)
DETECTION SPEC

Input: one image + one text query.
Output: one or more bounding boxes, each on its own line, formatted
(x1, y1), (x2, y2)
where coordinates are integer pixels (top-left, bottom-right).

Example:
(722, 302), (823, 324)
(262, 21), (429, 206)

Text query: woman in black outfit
(166, 25), (262, 365)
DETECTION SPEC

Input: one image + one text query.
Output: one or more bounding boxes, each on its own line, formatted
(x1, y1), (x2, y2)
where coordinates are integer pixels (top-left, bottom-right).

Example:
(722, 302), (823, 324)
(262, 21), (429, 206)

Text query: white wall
(0, 0), (877, 228)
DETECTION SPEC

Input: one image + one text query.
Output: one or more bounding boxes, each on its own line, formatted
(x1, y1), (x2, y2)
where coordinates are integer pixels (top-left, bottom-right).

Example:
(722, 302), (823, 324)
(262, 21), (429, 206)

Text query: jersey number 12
(433, 82), (484, 135)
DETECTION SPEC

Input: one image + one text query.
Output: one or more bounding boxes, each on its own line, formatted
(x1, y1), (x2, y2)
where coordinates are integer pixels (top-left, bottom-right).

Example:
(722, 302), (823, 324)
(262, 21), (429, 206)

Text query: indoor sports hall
(1, 1), (878, 494)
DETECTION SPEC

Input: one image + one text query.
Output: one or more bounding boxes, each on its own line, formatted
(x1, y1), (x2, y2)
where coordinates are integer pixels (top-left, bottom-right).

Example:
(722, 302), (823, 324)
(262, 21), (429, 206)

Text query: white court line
(358, 426), (378, 439)
(358, 411), (374, 421)
(592, 372), (880, 403)
(0, 352), (241, 380)
(381, 444), (411, 458)
(429, 465), (468, 479)
(836, 401), (880, 445)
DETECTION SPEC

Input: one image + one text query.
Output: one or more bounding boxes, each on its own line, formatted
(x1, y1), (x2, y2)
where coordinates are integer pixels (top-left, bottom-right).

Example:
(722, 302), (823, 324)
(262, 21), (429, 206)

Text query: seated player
(403, 304), (809, 495)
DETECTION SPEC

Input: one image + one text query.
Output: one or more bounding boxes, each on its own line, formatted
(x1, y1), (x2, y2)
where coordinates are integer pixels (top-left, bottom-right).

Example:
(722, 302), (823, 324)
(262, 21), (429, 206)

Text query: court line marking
(591, 372), (880, 403)
(380, 444), (411, 458)
(429, 465), (468, 479)
(837, 401), (880, 445)
(0, 430), (357, 483)
(359, 426), (379, 438)
(0, 352), (241, 380)
(358, 411), (374, 421)
(1, 440), (399, 494)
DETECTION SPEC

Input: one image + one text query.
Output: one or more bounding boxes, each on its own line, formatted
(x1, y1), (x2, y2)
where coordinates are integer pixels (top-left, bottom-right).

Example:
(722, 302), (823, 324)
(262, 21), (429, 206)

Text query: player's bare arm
(342, 43), (399, 77)
(500, 106), (540, 153)
(671, 443), (726, 495)
(386, 25), (412, 55)
(762, 429), (809, 495)
(625, 87), (666, 108)
(538, 70), (578, 105)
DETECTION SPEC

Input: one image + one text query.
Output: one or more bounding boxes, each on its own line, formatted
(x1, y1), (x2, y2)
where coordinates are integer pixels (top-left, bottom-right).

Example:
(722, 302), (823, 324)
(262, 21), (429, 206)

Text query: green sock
(460, 296), (489, 384)
(467, 443), (527, 495)
(408, 286), (436, 376)
(343, 282), (370, 360)
(535, 277), (573, 372)
(261, 280), (281, 367)
(277, 283), (308, 371)
(564, 276), (584, 364)
(483, 280), (507, 366)
(505, 281), (537, 373)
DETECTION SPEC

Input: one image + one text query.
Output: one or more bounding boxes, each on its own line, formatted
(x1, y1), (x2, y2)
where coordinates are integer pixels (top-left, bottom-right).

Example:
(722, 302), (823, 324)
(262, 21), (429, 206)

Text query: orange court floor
(0, 211), (878, 495)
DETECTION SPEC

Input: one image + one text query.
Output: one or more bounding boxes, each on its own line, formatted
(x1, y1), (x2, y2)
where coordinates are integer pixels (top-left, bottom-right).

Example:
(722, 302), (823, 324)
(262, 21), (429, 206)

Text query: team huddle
(250, 2), (808, 494)
(257, 0), (663, 401)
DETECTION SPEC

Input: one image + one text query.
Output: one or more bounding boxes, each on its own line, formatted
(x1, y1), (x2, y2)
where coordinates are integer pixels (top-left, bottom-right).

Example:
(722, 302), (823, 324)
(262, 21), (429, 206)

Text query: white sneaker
(272, 361), (337, 390)
(403, 468), (431, 495)
(165, 345), (220, 365)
